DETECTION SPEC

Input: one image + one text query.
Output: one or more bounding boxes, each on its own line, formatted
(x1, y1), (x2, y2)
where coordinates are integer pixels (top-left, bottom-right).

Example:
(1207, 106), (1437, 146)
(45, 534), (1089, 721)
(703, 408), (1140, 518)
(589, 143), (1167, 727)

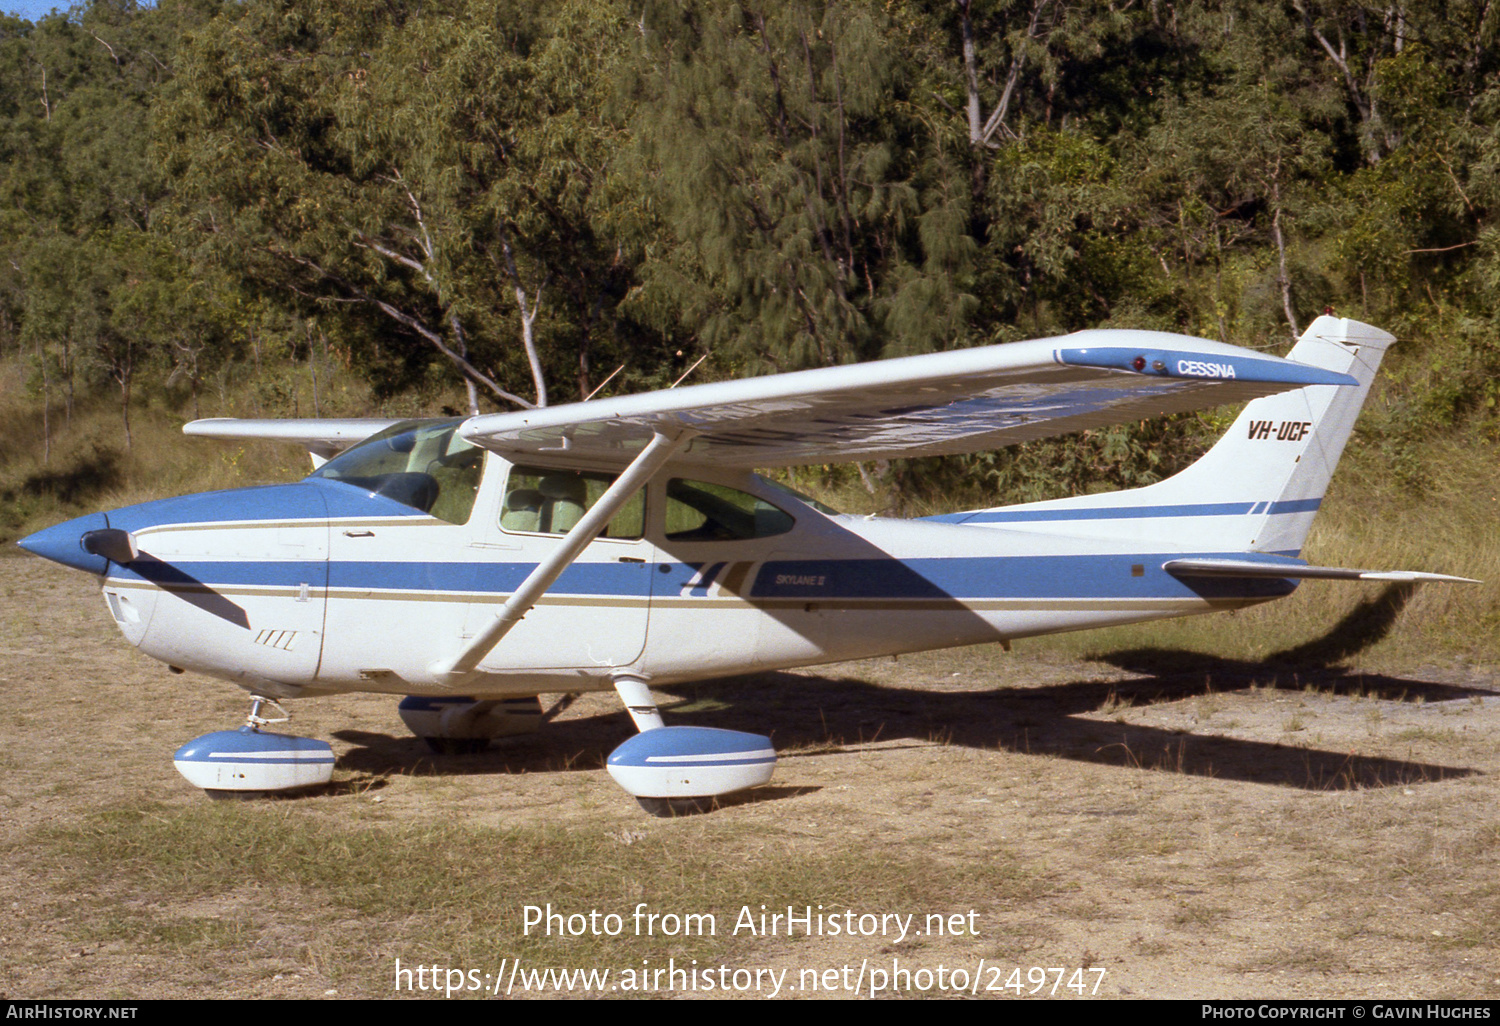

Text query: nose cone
(16, 512), (112, 574)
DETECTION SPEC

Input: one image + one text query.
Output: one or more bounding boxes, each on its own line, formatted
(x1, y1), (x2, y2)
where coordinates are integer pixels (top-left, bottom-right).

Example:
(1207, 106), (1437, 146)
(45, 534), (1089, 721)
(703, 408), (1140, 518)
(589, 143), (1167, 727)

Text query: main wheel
(635, 796), (717, 817)
(204, 789), (268, 801)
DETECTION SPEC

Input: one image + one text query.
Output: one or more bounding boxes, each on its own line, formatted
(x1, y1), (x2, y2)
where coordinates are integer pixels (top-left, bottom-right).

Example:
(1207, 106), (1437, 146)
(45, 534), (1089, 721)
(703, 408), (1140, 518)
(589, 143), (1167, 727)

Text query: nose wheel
(173, 695), (335, 797)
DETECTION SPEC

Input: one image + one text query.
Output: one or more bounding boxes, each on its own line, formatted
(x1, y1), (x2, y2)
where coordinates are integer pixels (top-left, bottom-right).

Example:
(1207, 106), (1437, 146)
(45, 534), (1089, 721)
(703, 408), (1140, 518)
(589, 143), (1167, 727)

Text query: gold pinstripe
(107, 578), (1248, 613)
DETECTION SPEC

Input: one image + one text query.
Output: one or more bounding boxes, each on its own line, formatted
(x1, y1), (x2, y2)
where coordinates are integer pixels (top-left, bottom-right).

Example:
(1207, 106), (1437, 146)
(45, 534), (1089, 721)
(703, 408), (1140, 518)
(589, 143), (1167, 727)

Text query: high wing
(180, 329), (1354, 469)
(184, 418), (407, 463)
(458, 329), (1355, 467)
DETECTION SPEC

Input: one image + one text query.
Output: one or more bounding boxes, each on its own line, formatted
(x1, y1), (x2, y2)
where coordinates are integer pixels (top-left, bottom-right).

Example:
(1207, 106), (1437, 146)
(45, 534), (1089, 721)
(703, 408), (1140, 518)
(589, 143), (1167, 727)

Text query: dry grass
(3, 556), (1499, 999)
(0, 356), (474, 545)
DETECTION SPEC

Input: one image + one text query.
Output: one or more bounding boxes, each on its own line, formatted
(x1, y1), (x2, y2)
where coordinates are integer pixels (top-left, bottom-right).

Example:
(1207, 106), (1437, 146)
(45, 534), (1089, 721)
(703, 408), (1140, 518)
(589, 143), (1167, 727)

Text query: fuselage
(21, 432), (1295, 701)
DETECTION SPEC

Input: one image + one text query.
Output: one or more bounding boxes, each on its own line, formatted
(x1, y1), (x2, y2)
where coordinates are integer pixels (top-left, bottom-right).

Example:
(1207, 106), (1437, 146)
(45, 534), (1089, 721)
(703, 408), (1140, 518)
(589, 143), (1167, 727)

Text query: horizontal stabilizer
(1164, 558), (1478, 584)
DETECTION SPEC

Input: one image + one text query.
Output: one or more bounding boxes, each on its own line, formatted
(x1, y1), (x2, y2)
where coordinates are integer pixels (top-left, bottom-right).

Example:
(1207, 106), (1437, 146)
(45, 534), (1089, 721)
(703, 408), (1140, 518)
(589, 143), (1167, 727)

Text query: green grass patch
(1390, 727), (1463, 744)
(1171, 902), (1231, 928)
(38, 800), (1044, 989)
(1236, 945), (1351, 974)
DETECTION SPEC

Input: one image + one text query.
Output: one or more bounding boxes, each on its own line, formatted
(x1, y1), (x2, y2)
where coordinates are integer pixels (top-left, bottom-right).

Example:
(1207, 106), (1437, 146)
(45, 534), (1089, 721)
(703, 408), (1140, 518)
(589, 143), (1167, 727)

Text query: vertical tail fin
(1151, 315), (1394, 553)
(961, 316), (1395, 554)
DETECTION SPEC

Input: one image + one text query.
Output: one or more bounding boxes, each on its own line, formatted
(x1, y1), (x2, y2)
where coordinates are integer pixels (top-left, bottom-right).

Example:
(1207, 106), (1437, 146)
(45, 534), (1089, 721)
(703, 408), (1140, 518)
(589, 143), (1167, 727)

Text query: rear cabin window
(500, 467), (644, 539)
(309, 420), (483, 525)
(664, 480), (794, 541)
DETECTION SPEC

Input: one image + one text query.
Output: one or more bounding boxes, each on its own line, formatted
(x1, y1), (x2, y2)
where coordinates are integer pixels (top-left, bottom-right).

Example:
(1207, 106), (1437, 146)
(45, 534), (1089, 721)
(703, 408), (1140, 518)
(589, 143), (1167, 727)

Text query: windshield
(309, 419), (483, 524)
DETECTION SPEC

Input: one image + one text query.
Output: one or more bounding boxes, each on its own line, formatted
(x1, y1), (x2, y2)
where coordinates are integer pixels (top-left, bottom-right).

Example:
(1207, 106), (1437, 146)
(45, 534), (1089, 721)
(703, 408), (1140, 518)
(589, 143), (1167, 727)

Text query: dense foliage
(2, 0), (1497, 502)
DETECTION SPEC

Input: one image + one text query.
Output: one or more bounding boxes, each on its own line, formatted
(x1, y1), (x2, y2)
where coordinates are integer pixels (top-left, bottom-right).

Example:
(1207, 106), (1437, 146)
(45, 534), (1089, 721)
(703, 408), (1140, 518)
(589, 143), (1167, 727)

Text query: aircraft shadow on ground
(334, 583), (1486, 792)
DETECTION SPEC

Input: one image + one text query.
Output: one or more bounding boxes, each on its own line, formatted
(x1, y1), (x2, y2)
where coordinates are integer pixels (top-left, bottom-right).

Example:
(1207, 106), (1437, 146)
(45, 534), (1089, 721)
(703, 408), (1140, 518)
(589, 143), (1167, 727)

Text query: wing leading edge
(459, 329), (1355, 468)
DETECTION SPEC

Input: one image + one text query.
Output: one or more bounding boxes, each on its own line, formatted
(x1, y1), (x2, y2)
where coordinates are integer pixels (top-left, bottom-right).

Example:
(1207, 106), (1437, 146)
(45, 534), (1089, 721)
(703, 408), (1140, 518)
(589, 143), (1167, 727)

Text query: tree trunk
(1271, 185), (1299, 339)
(119, 370), (132, 451)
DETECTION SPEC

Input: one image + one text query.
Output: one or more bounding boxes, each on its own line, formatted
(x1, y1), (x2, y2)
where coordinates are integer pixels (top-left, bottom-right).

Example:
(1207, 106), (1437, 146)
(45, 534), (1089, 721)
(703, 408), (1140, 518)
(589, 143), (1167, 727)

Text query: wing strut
(432, 427), (692, 679)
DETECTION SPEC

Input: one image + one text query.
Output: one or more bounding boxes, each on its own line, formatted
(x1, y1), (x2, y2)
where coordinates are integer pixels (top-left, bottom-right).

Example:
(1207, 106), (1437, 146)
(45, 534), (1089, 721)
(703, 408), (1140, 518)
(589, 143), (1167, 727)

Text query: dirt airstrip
(2, 554), (1498, 1000)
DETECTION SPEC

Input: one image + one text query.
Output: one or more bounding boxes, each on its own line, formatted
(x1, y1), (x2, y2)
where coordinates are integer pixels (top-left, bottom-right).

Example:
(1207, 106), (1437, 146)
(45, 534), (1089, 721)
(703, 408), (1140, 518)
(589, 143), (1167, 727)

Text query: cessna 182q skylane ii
(17, 315), (1476, 812)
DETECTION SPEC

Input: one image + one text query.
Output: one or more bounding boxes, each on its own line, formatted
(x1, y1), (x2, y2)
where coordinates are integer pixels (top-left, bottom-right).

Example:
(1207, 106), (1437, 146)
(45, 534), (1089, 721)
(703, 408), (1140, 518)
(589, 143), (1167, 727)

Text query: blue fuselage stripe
(113, 552), (1301, 602)
(749, 556), (1294, 600)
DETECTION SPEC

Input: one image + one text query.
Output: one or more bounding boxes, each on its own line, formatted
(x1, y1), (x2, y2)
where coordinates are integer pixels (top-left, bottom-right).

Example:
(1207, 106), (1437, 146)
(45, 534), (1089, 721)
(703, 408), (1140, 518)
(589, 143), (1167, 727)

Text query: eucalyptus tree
(626, 0), (981, 374)
(160, 0), (652, 411)
(1, 1), (213, 446)
(1286, 0), (1498, 167)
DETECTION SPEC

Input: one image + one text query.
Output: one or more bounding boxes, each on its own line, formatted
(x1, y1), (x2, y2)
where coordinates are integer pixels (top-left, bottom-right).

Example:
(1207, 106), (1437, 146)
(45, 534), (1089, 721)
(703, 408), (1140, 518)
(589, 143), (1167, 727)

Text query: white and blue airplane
(16, 314), (1476, 812)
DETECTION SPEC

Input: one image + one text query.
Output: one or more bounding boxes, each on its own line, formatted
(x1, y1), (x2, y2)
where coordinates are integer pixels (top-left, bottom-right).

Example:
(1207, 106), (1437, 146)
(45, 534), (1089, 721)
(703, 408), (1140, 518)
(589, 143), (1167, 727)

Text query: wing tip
(1056, 346), (1357, 387)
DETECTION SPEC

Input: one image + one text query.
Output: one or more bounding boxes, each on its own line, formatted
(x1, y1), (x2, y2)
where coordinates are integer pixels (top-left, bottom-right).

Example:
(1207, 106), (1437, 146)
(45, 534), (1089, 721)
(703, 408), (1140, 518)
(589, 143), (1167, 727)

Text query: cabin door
(461, 463), (654, 672)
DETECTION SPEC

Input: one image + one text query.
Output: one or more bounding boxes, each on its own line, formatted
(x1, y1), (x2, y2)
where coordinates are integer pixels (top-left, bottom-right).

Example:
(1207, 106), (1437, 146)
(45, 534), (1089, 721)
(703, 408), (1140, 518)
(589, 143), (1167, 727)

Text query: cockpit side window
(664, 479), (794, 541)
(501, 466), (644, 539)
(762, 479), (841, 515)
(309, 420), (483, 525)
